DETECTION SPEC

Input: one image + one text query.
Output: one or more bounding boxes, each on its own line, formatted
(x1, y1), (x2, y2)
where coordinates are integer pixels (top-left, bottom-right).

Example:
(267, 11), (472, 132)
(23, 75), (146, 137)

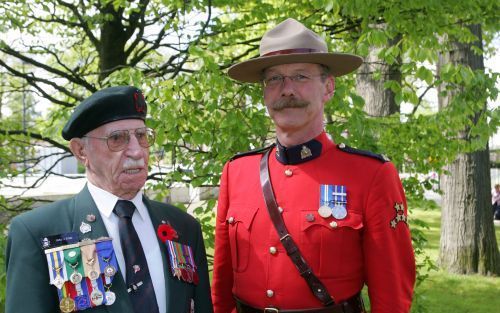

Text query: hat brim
(228, 53), (363, 83)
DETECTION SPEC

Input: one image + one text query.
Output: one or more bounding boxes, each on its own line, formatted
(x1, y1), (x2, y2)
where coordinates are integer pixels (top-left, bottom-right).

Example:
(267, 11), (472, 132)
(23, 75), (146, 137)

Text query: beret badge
(134, 91), (146, 113)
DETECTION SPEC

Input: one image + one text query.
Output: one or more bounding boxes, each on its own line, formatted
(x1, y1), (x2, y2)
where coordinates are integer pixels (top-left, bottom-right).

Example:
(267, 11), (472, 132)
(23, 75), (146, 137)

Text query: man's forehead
(265, 63), (323, 74)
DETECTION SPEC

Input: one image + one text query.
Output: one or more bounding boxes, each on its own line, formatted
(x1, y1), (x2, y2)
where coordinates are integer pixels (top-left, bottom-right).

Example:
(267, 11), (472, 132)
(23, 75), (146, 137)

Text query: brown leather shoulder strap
(259, 148), (335, 306)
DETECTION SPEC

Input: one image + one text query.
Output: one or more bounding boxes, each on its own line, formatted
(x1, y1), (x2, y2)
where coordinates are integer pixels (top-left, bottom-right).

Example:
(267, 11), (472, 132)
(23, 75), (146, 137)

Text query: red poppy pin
(157, 223), (178, 243)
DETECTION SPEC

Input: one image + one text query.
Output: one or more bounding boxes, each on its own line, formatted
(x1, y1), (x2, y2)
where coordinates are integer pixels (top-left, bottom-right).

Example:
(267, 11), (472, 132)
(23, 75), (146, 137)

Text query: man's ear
(69, 138), (88, 166)
(323, 76), (335, 102)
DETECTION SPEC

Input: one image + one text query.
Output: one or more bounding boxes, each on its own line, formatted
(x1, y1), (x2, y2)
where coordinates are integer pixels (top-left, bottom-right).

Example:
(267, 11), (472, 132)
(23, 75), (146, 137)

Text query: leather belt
(235, 293), (365, 313)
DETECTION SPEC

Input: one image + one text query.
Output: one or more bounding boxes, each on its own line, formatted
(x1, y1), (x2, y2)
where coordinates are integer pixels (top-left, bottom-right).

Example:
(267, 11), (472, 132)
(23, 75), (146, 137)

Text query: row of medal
(45, 238), (118, 313)
(166, 240), (199, 285)
(318, 184), (348, 219)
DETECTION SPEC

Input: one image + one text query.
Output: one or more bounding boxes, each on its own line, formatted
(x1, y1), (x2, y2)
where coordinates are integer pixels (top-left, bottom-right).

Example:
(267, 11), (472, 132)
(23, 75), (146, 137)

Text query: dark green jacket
(5, 186), (213, 313)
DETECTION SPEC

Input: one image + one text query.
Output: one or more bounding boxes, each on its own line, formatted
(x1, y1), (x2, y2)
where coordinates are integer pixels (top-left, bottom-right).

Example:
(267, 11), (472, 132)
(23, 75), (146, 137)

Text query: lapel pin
(86, 214), (96, 222)
(79, 222), (92, 234)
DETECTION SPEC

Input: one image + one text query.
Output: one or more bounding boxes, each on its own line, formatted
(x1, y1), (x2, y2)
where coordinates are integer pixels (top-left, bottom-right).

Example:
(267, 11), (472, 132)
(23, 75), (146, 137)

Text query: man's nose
(280, 77), (296, 97)
(124, 134), (145, 156)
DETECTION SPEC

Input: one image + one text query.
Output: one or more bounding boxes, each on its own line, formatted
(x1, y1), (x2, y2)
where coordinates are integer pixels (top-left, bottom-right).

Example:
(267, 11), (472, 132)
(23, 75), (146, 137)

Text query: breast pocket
(226, 206), (259, 273)
(300, 210), (363, 278)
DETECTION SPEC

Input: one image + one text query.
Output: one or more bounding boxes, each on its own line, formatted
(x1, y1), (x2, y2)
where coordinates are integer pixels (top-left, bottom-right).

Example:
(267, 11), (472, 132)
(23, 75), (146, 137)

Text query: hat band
(263, 48), (322, 57)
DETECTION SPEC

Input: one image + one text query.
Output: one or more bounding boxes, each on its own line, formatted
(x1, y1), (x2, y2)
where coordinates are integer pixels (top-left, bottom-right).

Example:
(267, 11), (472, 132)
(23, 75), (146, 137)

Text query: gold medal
(59, 297), (75, 313)
(90, 289), (104, 306)
(318, 205), (332, 218)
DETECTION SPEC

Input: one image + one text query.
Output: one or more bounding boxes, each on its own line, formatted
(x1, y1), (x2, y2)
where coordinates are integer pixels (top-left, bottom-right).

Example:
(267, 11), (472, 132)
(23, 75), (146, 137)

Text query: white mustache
(123, 158), (145, 170)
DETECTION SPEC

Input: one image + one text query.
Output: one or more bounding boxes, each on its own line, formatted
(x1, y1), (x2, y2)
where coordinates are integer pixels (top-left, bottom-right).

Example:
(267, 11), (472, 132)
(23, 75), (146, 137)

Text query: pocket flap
(227, 206), (259, 231)
(301, 210), (363, 231)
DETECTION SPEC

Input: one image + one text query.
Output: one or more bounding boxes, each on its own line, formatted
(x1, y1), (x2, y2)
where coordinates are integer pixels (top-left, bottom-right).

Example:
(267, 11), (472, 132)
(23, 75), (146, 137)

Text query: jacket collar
(275, 132), (330, 165)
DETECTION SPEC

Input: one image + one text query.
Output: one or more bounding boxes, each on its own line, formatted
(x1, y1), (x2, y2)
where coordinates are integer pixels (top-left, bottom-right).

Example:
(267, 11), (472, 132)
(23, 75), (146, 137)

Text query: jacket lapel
(72, 185), (108, 239)
(143, 196), (180, 311)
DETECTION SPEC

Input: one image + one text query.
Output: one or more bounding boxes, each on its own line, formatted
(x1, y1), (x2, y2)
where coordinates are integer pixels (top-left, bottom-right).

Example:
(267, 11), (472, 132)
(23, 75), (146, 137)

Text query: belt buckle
(264, 308), (279, 313)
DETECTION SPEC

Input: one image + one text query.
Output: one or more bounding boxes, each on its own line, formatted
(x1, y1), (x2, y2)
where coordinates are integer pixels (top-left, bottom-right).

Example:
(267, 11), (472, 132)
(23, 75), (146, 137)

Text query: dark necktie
(113, 200), (159, 313)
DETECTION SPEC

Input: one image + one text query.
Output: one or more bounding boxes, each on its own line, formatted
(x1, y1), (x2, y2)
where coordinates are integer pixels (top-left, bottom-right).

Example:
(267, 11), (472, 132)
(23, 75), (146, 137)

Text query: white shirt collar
(87, 181), (146, 221)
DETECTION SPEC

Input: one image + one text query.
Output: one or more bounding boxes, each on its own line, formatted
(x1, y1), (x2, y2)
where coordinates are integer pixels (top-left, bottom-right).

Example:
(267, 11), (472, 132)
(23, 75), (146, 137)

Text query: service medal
(318, 205), (332, 218)
(75, 295), (91, 310)
(105, 291), (116, 306)
(332, 204), (347, 220)
(70, 271), (83, 284)
(104, 264), (117, 277)
(90, 289), (104, 306)
(59, 297), (76, 313)
(88, 269), (100, 281)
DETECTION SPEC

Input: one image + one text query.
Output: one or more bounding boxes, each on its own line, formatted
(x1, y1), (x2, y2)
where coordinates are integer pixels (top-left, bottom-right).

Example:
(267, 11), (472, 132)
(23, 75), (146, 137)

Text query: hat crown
(260, 18), (328, 56)
(61, 86), (146, 140)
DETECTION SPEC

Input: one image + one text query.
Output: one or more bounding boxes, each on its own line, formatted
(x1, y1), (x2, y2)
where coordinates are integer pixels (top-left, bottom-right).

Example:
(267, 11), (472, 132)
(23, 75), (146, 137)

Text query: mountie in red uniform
(212, 132), (415, 313)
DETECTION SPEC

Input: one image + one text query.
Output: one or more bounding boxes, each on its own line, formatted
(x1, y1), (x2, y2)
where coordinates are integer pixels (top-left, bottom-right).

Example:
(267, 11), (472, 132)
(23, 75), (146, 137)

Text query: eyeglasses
(262, 73), (325, 88)
(83, 127), (155, 152)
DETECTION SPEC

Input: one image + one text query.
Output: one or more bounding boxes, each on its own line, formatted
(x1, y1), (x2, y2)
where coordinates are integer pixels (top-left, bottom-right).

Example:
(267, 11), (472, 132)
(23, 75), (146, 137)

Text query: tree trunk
(356, 25), (401, 116)
(438, 24), (500, 275)
(98, 4), (129, 81)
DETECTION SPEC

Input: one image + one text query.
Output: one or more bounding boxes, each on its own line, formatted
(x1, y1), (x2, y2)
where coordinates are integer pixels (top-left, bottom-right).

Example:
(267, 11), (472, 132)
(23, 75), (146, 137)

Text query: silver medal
(318, 205), (332, 218)
(105, 291), (116, 305)
(91, 289), (104, 306)
(332, 204), (347, 220)
(70, 271), (83, 284)
(104, 264), (117, 277)
(88, 269), (100, 281)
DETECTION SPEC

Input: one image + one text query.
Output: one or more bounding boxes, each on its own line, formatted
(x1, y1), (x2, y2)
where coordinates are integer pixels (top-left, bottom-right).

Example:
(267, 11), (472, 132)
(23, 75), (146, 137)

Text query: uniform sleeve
(363, 162), (416, 313)
(193, 219), (214, 312)
(6, 216), (59, 313)
(211, 162), (236, 313)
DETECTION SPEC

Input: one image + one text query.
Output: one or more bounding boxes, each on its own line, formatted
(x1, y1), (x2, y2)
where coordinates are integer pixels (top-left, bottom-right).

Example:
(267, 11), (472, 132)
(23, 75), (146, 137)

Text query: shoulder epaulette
(337, 143), (390, 163)
(230, 144), (275, 161)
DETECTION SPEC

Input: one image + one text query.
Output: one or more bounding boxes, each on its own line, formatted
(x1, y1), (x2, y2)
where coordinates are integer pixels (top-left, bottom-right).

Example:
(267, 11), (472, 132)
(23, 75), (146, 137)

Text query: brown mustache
(270, 98), (309, 111)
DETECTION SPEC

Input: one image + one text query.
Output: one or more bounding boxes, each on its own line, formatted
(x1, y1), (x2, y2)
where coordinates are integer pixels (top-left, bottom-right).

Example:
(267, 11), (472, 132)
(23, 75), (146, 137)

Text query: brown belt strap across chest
(259, 148), (335, 306)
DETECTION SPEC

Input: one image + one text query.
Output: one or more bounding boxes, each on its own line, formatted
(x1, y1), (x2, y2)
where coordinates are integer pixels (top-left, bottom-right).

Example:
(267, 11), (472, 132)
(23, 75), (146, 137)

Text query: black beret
(62, 86), (147, 140)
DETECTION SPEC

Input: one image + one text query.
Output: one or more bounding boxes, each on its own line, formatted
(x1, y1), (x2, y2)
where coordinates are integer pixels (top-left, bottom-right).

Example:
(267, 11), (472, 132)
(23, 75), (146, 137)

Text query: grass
(408, 205), (500, 313)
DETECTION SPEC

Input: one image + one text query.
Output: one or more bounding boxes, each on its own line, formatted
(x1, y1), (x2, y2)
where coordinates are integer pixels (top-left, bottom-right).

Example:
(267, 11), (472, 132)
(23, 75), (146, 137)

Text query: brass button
(284, 169), (293, 177)
(278, 206), (284, 213)
(329, 221), (338, 228)
(266, 290), (274, 298)
(269, 247), (277, 255)
(228, 217), (235, 224)
(339, 143), (346, 149)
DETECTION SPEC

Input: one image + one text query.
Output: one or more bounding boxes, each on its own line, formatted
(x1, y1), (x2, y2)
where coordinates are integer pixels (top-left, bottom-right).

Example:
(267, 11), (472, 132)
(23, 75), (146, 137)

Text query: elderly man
(6, 86), (213, 313)
(212, 19), (415, 313)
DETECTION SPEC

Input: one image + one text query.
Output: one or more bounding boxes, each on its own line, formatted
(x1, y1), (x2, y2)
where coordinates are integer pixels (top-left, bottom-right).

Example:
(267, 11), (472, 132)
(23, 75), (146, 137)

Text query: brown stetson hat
(228, 18), (363, 83)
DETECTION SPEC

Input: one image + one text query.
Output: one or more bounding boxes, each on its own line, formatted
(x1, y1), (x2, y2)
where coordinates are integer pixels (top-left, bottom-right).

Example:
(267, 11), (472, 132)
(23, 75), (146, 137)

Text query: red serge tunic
(212, 132), (415, 313)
